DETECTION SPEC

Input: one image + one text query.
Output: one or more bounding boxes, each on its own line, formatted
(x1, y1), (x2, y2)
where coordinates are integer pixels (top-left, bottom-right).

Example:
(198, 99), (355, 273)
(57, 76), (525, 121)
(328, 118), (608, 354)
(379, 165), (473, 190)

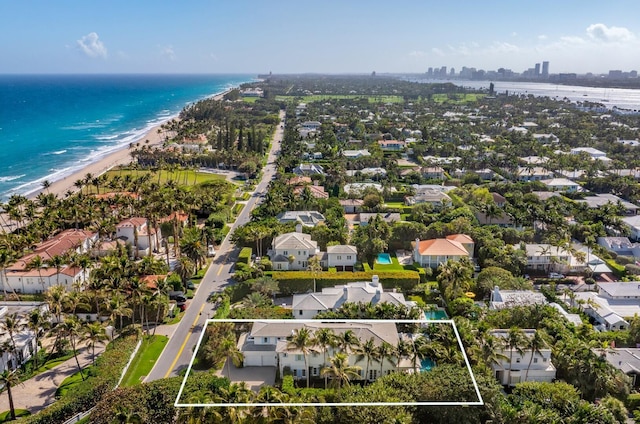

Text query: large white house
(570, 283), (640, 331)
(291, 278), (418, 319)
(3, 229), (96, 294)
(326, 245), (357, 271)
(268, 231), (319, 271)
(238, 321), (415, 382)
(489, 329), (557, 387)
(116, 217), (161, 257)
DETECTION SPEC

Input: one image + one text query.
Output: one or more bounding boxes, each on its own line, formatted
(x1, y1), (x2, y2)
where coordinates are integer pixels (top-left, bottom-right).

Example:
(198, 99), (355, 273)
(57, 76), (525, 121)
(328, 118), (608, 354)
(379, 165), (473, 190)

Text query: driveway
(215, 363), (276, 391)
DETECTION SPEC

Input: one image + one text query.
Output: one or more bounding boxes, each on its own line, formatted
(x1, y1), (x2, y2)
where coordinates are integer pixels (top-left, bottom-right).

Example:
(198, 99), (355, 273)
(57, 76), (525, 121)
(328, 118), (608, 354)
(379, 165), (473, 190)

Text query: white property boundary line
(175, 319), (484, 407)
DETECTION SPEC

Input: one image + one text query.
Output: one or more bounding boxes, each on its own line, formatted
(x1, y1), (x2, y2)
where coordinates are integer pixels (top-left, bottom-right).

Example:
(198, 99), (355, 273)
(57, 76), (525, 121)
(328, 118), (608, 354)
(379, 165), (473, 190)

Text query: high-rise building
(534, 63), (541, 76)
(542, 61), (549, 78)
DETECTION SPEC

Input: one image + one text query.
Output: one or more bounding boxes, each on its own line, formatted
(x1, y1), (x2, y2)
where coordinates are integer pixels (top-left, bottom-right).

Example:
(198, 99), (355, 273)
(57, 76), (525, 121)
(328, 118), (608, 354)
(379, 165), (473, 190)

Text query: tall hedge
(271, 271), (420, 295)
(237, 247), (252, 264)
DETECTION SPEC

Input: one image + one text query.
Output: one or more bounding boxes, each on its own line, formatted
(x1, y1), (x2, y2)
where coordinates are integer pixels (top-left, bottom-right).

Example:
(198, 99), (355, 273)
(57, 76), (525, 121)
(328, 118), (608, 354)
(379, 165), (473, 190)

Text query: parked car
(207, 245), (216, 257)
(186, 280), (195, 290)
(549, 272), (565, 279)
(169, 291), (187, 303)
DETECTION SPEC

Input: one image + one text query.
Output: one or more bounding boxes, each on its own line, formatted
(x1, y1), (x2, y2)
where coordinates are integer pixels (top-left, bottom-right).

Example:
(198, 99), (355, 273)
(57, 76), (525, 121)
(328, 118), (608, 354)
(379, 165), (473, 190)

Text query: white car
(207, 245), (216, 257)
(549, 272), (564, 279)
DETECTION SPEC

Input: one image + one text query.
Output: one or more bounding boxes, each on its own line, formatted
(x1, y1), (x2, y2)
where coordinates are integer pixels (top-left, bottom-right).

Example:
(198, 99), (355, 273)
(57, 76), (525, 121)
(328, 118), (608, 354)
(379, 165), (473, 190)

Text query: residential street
(144, 109), (284, 382)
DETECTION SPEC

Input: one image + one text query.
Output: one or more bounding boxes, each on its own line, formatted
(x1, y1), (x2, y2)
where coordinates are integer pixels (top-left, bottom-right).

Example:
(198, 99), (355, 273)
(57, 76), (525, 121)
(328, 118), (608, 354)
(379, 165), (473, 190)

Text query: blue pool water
(424, 309), (448, 320)
(421, 358), (434, 372)
(376, 253), (392, 265)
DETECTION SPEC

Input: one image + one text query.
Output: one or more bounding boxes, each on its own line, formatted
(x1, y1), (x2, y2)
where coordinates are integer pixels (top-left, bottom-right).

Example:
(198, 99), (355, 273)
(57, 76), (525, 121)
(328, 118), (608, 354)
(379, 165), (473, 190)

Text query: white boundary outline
(175, 318), (484, 407)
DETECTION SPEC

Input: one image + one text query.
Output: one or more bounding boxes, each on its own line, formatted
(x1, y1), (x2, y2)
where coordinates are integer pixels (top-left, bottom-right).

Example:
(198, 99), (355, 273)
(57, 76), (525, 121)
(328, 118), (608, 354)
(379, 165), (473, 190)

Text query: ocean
(0, 74), (253, 200)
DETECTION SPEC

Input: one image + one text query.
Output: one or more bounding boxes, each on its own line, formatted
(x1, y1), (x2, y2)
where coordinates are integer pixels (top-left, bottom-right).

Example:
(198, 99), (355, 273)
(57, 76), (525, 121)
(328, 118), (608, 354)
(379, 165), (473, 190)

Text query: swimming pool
(376, 253), (392, 265)
(421, 358), (434, 372)
(424, 309), (448, 320)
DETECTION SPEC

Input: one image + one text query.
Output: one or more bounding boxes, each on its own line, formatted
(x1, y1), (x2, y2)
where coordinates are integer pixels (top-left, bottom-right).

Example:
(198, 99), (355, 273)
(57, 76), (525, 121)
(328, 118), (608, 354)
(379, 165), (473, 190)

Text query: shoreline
(27, 88), (232, 201)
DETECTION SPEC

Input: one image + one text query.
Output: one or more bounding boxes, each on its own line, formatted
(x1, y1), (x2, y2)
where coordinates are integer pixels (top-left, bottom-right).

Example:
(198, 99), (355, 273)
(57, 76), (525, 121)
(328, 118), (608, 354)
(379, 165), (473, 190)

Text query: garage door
(261, 354), (277, 367)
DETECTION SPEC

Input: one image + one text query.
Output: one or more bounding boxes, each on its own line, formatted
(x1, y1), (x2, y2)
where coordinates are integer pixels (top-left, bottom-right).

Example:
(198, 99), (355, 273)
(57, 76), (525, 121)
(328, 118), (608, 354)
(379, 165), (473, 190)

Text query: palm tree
(355, 337), (377, 381)
(107, 291), (133, 336)
(62, 316), (86, 381)
(82, 322), (108, 365)
(180, 227), (207, 270)
(285, 327), (316, 388)
(45, 254), (65, 287)
(0, 370), (21, 421)
(376, 341), (397, 379)
(1, 313), (23, 360)
(335, 329), (360, 355)
(320, 352), (361, 388)
(27, 308), (49, 370)
(307, 256), (322, 292)
(174, 256), (195, 290)
(524, 329), (548, 381)
(504, 327), (526, 386)
(314, 328), (336, 388)
(220, 338), (244, 379)
(27, 255), (46, 293)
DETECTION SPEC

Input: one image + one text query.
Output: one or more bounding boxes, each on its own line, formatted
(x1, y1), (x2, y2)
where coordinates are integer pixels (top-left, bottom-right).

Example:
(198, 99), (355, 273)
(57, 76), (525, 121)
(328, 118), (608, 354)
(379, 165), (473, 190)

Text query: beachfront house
(3, 229), (96, 294)
(238, 321), (415, 382)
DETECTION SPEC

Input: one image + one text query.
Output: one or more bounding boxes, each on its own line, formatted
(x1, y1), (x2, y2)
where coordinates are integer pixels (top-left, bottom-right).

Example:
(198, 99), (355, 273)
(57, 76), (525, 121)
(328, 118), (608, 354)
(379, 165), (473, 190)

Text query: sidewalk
(0, 346), (105, 415)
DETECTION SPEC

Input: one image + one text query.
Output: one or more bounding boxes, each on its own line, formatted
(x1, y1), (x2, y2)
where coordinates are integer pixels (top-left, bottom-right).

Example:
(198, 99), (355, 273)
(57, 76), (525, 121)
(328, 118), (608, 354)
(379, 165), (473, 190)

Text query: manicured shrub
(271, 270), (420, 295)
(237, 247), (252, 264)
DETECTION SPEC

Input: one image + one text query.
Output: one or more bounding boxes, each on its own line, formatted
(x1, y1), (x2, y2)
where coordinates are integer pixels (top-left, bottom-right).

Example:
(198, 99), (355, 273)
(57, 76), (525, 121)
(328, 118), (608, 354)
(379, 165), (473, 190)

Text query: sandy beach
(28, 89), (231, 201)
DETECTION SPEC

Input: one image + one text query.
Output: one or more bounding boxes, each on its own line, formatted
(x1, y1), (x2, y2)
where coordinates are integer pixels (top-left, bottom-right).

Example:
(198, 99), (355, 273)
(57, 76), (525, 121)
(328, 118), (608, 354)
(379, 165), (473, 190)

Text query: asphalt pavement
(144, 109), (284, 382)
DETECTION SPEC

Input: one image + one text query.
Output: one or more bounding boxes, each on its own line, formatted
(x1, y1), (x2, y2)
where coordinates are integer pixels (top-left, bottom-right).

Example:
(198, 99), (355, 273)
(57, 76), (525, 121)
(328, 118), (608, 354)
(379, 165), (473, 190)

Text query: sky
(2, 0), (640, 75)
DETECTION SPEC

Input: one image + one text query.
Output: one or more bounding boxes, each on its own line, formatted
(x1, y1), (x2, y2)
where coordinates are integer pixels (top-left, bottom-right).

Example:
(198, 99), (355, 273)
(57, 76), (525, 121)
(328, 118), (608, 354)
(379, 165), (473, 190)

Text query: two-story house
(116, 217), (161, 257)
(326, 245), (357, 271)
(4, 229), (97, 294)
(291, 278), (418, 319)
(268, 231), (319, 271)
(489, 329), (556, 387)
(238, 321), (415, 382)
(412, 235), (474, 269)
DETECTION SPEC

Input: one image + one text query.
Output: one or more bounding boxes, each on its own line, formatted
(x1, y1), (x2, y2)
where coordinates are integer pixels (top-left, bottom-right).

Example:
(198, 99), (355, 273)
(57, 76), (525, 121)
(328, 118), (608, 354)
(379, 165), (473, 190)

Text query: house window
(516, 358), (521, 363)
(337, 255), (342, 260)
(347, 256), (352, 260)
(312, 367), (318, 376)
(283, 251), (288, 255)
(263, 337), (268, 343)
(283, 353), (288, 358)
(543, 358), (547, 362)
(295, 355), (303, 362)
(299, 310), (303, 315)
(369, 369), (377, 380)
(298, 251), (301, 255)
(301, 369), (306, 377)
(533, 358), (538, 364)
(277, 264), (282, 270)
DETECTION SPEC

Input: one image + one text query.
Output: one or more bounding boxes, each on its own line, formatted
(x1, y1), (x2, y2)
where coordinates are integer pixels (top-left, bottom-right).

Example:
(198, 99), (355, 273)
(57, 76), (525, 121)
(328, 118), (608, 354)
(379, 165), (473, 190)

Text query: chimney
(295, 223), (303, 233)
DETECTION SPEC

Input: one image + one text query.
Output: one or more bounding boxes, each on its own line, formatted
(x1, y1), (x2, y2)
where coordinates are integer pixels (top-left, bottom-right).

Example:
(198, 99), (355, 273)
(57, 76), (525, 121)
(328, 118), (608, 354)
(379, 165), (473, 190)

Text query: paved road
(145, 110), (284, 382)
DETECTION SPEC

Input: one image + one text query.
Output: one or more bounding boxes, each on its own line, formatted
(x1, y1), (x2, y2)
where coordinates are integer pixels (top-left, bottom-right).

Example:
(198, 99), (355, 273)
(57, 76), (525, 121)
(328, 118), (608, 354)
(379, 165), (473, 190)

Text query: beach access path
(0, 345), (105, 415)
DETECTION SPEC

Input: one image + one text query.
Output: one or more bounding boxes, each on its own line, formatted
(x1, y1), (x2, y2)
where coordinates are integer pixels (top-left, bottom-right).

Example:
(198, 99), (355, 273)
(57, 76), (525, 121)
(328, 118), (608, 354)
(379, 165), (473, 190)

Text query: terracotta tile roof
(445, 234), (474, 244)
(416, 239), (469, 256)
(9, 229), (95, 271)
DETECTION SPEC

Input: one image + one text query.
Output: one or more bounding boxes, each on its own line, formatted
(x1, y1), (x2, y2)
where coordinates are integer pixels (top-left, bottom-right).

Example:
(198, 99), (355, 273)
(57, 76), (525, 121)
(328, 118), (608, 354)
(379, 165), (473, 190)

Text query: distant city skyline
(1, 1), (640, 74)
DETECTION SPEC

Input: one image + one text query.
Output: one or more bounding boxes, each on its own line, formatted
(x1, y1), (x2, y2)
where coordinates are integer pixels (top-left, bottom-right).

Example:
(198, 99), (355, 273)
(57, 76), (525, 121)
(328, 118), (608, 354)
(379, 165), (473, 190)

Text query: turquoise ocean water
(0, 74), (253, 200)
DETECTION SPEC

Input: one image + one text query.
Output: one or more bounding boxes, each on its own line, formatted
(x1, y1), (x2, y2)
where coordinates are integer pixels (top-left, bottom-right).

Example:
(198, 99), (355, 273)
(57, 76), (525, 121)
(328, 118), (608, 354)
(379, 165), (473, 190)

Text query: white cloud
(537, 34), (548, 41)
(409, 50), (426, 57)
(431, 47), (444, 56)
(586, 23), (635, 43)
(76, 32), (107, 59)
(160, 45), (176, 61)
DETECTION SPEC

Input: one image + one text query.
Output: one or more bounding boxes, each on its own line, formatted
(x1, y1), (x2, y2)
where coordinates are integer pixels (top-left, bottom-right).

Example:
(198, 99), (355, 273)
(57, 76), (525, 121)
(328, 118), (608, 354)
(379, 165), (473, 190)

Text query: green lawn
(56, 364), (98, 397)
(0, 409), (30, 422)
(373, 256), (405, 271)
(121, 335), (169, 387)
(103, 168), (227, 189)
(431, 93), (485, 104)
(275, 94), (404, 104)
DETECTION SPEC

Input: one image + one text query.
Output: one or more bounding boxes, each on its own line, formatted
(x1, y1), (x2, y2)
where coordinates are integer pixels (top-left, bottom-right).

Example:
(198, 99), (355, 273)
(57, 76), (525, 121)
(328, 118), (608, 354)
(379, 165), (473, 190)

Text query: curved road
(145, 109), (284, 382)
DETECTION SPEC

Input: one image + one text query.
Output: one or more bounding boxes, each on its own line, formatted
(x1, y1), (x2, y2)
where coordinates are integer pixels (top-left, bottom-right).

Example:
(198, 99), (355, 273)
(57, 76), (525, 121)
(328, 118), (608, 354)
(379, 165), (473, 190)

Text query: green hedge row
(237, 247), (252, 264)
(25, 336), (138, 424)
(271, 270), (420, 295)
